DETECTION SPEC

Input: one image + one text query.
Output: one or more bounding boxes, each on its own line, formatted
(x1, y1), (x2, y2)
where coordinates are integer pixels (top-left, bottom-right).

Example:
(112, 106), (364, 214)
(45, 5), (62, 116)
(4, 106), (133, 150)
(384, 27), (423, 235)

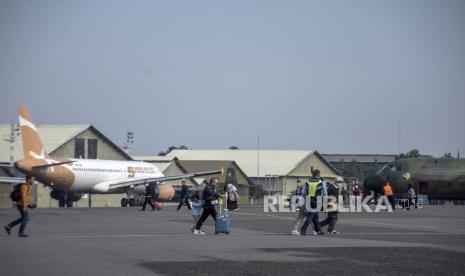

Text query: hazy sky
(1, 0), (464, 157)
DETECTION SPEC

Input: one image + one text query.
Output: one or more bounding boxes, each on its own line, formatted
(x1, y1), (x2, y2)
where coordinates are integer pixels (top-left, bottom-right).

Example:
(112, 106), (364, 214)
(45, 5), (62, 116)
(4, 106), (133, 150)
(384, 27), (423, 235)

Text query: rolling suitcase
(215, 198), (230, 235)
(153, 201), (161, 211)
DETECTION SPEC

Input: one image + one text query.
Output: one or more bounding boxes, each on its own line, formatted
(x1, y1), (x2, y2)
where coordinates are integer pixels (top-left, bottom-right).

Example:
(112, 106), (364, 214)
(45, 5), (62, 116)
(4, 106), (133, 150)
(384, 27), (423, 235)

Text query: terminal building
(1, 123), (342, 208)
(164, 149), (341, 196)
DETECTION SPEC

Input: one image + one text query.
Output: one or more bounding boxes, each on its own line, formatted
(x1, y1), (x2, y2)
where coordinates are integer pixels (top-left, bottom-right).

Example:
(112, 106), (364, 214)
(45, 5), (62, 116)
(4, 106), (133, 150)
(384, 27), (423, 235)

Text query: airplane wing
(106, 169), (224, 191)
(0, 176), (25, 184)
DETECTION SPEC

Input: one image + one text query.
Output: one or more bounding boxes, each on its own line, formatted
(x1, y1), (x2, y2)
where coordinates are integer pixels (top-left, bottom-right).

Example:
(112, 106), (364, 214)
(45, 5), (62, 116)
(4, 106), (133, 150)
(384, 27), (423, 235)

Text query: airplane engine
(50, 190), (82, 207)
(155, 184), (175, 201)
(133, 185), (146, 194)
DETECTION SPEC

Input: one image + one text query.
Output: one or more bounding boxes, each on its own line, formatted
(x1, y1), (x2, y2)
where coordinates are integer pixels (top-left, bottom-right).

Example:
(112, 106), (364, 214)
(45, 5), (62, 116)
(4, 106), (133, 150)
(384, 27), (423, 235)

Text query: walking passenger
(290, 179), (306, 235)
(352, 183), (363, 210)
(177, 180), (192, 211)
(406, 184), (417, 211)
(226, 183), (240, 211)
(194, 177), (225, 235)
(320, 181), (340, 235)
(141, 181), (157, 211)
(5, 176), (35, 237)
(190, 192), (203, 232)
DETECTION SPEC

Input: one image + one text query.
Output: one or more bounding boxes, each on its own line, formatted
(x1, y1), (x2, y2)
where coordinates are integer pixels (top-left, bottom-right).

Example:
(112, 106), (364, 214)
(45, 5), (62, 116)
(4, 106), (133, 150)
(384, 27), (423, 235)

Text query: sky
(1, 0), (464, 157)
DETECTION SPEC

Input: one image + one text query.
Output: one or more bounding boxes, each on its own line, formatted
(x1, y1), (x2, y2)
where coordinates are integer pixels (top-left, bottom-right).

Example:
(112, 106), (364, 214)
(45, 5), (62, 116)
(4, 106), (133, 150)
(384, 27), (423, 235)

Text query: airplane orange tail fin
(18, 106), (48, 159)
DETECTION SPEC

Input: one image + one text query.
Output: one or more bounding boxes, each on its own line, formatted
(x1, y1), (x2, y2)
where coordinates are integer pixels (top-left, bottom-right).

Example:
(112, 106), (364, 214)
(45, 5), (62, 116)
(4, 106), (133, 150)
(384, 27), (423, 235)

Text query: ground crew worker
(383, 181), (395, 210)
(4, 176), (35, 237)
(300, 169), (327, 235)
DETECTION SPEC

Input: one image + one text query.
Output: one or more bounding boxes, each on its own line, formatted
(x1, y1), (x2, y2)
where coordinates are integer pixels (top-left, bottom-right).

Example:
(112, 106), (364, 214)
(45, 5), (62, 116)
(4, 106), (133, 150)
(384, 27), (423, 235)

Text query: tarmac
(1, 204), (465, 275)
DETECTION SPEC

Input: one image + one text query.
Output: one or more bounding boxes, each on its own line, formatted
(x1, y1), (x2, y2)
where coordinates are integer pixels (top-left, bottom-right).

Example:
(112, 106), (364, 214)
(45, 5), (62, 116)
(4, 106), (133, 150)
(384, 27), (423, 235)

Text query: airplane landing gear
(121, 189), (140, 207)
(121, 198), (128, 207)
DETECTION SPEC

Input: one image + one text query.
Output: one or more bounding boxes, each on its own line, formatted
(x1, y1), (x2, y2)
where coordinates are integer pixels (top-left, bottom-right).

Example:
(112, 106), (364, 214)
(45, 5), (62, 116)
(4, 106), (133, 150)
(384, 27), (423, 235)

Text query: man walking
(193, 177), (225, 235)
(177, 180), (191, 211)
(407, 184), (417, 211)
(290, 179), (306, 235)
(352, 183), (363, 210)
(320, 180), (340, 235)
(5, 176), (35, 237)
(141, 182), (156, 211)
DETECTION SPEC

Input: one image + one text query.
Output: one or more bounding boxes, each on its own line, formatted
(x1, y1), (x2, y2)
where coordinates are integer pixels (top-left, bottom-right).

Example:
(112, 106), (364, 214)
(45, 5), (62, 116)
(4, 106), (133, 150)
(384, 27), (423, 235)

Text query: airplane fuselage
(364, 158), (465, 200)
(16, 158), (164, 193)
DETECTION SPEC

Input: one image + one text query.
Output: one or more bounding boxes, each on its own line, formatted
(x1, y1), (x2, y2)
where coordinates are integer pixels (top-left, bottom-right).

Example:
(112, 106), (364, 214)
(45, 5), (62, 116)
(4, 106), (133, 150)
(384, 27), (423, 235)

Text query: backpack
(327, 183), (339, 197)
(10, 184), (24, 202)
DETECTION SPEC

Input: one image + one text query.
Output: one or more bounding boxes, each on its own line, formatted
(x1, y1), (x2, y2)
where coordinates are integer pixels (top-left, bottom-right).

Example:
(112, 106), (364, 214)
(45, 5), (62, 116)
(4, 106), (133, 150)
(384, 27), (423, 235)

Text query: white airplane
(0, 106), (222, 207)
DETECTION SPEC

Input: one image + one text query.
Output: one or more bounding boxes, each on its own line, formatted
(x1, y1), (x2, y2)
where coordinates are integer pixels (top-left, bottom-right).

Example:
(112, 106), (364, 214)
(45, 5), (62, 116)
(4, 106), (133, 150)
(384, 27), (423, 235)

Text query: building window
(75, 139), (85, 158)
(88, 139), (98, 159)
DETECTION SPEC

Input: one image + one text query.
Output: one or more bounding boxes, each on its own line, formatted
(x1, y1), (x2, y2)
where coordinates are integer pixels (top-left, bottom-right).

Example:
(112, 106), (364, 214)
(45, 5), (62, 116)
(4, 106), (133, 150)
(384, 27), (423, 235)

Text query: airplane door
(419, 182), (428, 195)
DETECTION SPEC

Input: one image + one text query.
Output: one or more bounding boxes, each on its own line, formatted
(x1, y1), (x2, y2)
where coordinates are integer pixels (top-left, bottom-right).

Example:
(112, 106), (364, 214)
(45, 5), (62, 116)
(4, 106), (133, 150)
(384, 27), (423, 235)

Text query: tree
(442, 152), (454, 159)
(158, 145), (189, 156)
(406, 149), (420, 158)
(398, 149), (421, 159)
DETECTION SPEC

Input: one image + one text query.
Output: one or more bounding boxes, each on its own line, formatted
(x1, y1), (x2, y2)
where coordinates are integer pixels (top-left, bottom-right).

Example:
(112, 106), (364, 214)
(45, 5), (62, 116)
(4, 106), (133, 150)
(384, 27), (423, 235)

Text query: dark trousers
(387, 195), (396, 210)
(227, 199), (238, 211)
(195, 206), (217, 230)
(301, 199), (321, 234)
(8, 206), (29, 234)
(407, 198), (417, 210)
(320, 212), (338, 232)
(301, 211), (321, 234)
(142, 197), (155, 211)
(177, 197), (191, 211)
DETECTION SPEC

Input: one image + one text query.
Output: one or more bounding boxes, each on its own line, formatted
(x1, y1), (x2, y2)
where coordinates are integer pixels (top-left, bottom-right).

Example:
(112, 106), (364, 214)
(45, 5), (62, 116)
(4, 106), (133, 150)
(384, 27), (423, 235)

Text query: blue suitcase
(215, 211), (230, 235)
(215, 199), (230, 235)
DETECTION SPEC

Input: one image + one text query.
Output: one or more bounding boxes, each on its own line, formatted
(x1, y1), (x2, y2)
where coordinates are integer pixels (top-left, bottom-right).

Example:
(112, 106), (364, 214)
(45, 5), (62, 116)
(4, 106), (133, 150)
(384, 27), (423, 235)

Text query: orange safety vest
(383, 184), (393, 196)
